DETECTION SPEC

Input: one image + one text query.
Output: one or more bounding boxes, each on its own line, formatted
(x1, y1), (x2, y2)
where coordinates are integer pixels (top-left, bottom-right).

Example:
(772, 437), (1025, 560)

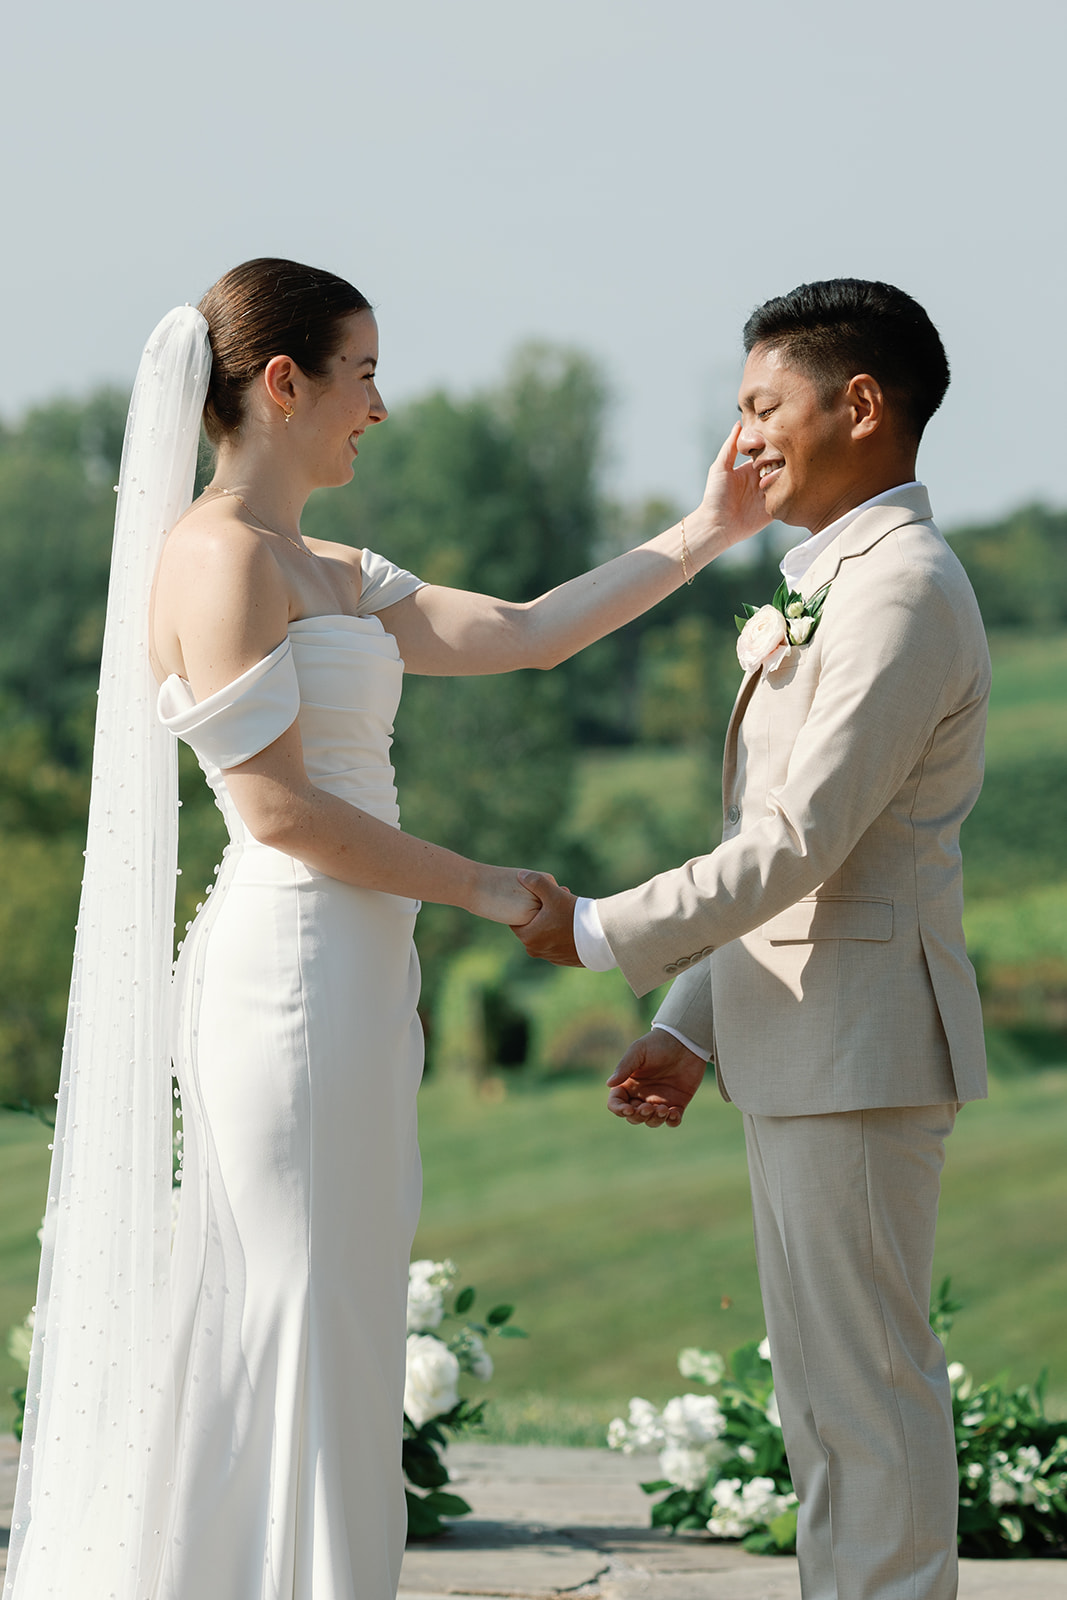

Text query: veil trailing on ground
(5, 308), (210, 1600)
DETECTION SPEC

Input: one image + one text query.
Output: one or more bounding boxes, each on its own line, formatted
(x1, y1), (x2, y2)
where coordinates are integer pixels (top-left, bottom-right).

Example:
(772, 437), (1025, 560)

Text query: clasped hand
(509, 869), (582, 965)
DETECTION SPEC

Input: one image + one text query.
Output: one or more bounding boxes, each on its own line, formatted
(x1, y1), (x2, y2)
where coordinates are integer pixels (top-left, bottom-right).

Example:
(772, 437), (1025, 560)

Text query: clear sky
(5, 0), (1063, 528)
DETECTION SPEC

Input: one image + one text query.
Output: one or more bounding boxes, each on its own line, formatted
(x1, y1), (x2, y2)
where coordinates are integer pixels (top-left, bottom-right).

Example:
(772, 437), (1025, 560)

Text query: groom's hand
(511, 870), (581, 965)
(607, 1031), (707, 1129)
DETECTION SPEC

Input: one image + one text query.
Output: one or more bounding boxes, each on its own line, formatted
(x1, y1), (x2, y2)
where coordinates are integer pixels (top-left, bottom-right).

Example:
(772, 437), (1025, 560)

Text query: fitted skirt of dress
(158, 839), (423, 1600)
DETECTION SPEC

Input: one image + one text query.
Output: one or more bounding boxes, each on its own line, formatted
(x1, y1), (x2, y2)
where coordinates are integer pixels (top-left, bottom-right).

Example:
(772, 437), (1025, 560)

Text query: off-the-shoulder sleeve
(157, 637), (300, 769)
(357, 548), (425, 615)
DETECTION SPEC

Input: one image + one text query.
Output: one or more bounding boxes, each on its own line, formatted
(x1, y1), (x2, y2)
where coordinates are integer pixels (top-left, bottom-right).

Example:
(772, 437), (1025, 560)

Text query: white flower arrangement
(608, 1336), (797, 1554)
(607, 1280), (1067, 1560)
(402, 1258), (526, 1540)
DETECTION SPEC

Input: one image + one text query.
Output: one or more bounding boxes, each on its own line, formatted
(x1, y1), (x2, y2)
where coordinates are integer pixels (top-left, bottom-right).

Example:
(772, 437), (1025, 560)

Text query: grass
(0, 1109), (51, 1432)
(409, 1066), (1067, 1437)
(981, 630), (1067, 763)
(5, 1070), (1065, 1446)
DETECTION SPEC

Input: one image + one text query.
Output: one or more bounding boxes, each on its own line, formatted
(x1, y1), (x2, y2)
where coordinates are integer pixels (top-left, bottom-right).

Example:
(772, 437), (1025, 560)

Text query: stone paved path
(3, 1435), (1065, 1595)
(399, 1443), (1067, 1599)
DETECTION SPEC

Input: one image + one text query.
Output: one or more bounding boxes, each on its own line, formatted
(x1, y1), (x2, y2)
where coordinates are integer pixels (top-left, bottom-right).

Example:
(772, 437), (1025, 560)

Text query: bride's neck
(207, 437), (310, 537)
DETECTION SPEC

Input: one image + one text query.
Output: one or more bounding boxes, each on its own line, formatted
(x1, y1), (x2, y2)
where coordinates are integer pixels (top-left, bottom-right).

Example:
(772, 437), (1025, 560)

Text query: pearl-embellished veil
(4, 307), (211, 1599)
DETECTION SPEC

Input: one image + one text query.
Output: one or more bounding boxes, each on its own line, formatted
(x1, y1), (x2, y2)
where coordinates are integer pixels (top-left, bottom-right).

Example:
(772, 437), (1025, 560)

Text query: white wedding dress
(155, 552), (425, 1600)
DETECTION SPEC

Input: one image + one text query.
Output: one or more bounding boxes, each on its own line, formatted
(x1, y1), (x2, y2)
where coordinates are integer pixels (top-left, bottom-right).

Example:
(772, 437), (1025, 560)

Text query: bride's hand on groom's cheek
(511, 870), (581, 965)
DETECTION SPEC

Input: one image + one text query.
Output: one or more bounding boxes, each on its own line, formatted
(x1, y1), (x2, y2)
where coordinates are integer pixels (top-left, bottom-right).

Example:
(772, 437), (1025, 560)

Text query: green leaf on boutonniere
(806, 581), (832, 621)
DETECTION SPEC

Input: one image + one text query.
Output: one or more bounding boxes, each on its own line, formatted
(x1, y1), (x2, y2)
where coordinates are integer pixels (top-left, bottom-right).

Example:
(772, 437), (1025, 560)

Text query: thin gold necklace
(205, 487), (316, 559)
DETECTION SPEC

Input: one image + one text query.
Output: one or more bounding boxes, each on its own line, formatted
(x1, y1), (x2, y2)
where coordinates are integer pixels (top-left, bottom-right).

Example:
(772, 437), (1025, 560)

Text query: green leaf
(404, 1488), (445, 1540)
(402, 1437), (449, 1489)
(454, 1286), (476, 1315)
(771, 578), (789, 612)
(640, 1478), (674, 1494)
(422, 1490), (472, 1517)
(735, 614), (748, 633)
(496, 1324), (528, 1338)
(730, 1340), (771, 1388)
(741, 1527), (776, 1554)
(486, 1303), (513, 1326)
(766, 1506), (798, 1550)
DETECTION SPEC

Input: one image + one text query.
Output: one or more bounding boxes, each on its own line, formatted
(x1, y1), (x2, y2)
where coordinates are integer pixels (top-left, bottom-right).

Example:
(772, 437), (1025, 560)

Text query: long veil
(5, 308), (210, 1600)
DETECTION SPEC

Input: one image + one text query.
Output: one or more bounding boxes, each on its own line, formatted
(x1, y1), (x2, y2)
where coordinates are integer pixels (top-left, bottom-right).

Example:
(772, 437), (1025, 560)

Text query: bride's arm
(379, 425), (767, 677)
(158, 516), (540, 926)
(222, 725), (541, 925)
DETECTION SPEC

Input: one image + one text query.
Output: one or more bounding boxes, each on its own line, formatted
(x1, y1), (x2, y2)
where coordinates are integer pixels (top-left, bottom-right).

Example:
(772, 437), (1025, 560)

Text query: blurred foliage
(0, 355), (1065, 1103)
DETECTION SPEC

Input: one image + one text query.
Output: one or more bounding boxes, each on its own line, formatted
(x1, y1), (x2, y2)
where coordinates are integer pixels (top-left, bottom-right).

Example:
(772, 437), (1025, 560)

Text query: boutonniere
(735, 580), (832, 675)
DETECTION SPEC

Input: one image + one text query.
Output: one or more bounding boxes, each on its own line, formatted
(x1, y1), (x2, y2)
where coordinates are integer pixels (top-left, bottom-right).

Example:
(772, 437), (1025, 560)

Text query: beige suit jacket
(597, 487), (990, 1116)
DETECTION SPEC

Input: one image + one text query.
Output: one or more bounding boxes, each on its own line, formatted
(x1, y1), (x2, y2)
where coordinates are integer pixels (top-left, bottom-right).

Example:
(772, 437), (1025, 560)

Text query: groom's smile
(737, 343), (861, 533)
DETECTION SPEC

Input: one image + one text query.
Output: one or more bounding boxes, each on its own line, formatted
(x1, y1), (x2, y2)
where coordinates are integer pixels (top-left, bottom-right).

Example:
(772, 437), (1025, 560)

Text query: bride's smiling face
(301, 310), (387, 487)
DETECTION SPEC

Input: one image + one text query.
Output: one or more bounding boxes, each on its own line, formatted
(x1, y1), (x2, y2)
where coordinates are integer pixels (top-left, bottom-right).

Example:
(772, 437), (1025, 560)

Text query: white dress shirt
(571, 483), (924, 1061)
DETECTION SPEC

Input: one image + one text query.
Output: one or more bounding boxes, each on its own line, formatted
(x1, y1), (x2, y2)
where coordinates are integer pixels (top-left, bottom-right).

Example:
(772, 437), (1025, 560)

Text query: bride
(6, 258), (765, 1600)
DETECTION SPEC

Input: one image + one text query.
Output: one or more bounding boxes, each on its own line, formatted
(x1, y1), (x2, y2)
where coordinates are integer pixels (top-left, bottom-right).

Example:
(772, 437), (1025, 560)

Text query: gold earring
(283, 403), (294, 424)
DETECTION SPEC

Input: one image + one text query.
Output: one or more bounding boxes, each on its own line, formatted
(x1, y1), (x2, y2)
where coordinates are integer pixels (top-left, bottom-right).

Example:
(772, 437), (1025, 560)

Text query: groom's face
(737, 344), (854, 533)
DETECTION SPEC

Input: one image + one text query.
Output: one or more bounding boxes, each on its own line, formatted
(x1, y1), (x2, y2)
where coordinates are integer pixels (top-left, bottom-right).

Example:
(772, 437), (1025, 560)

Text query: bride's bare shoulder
(305, 535), (365, 574)
(160, 499), (280, 585)
(152, 502), (290, 685)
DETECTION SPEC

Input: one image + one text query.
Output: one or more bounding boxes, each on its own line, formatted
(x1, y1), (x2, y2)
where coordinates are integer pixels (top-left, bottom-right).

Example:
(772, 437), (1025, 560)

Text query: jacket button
(727, 804), (740, 825)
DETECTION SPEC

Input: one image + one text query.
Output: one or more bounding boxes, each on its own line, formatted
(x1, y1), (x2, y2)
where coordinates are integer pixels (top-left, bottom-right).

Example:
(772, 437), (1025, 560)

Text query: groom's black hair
(743, 279), (950, 442)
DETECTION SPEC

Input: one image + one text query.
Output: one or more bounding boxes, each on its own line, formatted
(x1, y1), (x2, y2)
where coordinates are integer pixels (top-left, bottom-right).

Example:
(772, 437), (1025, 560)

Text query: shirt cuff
(572, 897), (618, 972)
(652, 1023), (712, 1063)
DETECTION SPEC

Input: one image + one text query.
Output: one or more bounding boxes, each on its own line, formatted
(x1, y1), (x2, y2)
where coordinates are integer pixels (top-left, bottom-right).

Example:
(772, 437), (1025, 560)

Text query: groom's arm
(597, 559), (986, 995)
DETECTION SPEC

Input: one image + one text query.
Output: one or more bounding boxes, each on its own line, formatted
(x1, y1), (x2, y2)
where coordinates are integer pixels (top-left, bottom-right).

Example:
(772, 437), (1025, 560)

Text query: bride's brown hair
(198, 257), (371, 445)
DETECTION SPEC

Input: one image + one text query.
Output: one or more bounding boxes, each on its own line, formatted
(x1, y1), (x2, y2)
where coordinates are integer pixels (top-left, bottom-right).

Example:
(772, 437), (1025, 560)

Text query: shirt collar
(780, 482), (923, 589)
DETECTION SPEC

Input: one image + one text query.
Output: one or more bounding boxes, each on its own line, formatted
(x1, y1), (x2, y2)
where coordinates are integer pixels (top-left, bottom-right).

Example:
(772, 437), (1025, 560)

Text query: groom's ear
(845, 373), (885, 440)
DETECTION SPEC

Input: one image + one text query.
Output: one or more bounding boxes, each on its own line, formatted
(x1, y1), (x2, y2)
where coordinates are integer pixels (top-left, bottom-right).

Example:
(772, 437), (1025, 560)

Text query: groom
(516, 279), (990, 1599)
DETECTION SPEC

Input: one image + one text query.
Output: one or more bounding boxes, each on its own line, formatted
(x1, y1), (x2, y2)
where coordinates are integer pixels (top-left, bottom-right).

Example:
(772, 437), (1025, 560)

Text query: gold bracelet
(680, 515), (694, 586)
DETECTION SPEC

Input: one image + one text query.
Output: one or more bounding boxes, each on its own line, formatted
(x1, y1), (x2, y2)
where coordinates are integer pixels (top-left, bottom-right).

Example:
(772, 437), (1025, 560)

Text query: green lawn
(411, 1067), (1067, 1432)
(981, 630), (1067, 763)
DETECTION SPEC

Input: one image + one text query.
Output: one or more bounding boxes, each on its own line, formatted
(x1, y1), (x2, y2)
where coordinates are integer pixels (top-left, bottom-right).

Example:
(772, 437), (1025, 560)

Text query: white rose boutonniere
(735, 580), (831, 675)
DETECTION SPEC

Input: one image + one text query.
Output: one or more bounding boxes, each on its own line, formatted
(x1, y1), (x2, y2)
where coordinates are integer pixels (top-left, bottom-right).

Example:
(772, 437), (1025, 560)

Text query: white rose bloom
(404, 1334), (460, 1427)
(663, 1392), (726, 1446)
(706, 1478), (749, 1539)
(659, 1445), (711, 1492)
(625, 1397), (666, 1451)
(707, 1475), (795, 1539)
(677, 1347), (725, 1386)
(406, 1258), (454, 1332)
(989, 1475), (1017, 1507)
(607, 1417), (630, 1451)
(765, 1389), (781, 1428)
(466, 1333), (494, 1383)
(757, 1336), (771, 1361)
(787, 613), (814, 645)
(737, 605), (790, 675)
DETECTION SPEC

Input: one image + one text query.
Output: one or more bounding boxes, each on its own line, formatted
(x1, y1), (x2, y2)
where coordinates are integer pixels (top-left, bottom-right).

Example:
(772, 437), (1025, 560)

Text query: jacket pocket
(759, 896), (894, 944)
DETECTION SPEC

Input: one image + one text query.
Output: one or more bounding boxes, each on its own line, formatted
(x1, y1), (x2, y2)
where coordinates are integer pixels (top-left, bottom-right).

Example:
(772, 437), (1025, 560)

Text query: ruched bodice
(158, 615), (407, 847)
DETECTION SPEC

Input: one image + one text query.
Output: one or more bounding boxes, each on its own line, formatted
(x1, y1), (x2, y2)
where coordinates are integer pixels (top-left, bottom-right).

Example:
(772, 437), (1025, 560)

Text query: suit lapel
(722, 488), (937, 788)
(721, 666), (760, 805)
(799, 485), (934, 600)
